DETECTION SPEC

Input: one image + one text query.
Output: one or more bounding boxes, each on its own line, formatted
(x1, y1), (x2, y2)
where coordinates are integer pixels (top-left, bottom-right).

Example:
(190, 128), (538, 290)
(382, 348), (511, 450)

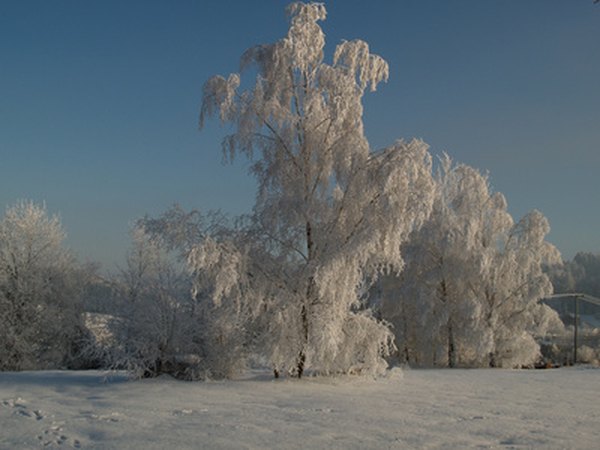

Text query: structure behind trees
(540, 293), (600, 366)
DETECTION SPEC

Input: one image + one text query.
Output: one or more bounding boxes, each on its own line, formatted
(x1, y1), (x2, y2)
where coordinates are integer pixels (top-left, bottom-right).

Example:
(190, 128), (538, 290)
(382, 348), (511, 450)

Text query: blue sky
(1, 0), (599, 269)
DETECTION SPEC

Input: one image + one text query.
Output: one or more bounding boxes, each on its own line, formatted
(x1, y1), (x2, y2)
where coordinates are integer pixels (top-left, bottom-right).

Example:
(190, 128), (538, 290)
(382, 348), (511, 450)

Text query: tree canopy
(197, 1), (434, 376)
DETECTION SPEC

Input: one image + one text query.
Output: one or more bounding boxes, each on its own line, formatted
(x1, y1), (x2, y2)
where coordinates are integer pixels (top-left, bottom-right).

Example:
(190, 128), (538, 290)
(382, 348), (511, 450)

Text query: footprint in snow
(15, 408), (44, 420)
(2, 398), (80, 447)
(2, 397), (27, 409)
(2, 397), (44, 420)
(38, 424), (81, 448)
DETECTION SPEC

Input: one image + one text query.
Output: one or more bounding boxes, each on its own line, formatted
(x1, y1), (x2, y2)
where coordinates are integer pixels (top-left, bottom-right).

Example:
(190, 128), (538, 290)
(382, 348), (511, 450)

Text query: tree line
(0, 3), (570, 378)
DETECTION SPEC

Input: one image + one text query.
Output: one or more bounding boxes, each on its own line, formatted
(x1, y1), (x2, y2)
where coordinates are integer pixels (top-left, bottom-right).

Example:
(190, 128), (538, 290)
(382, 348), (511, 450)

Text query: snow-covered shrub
(73, 312), (121, 370)
(577, 345), (599, 365)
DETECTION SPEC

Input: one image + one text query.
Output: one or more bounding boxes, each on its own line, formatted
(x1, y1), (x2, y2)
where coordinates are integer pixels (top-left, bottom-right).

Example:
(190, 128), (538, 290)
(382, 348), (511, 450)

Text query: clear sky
(1, 0), (599, 270)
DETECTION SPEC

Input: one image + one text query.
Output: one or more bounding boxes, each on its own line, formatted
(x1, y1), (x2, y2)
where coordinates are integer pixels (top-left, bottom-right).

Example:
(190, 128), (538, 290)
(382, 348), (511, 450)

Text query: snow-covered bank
(1, 367), (598, 449)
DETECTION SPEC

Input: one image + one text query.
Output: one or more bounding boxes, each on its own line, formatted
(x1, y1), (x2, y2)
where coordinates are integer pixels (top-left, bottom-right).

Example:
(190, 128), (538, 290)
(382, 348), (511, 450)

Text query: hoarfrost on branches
(121, 207), (250, 380)
(381, 157), (562, 368)
(0, 201), (84, 370)
(197, 2), (434, 377)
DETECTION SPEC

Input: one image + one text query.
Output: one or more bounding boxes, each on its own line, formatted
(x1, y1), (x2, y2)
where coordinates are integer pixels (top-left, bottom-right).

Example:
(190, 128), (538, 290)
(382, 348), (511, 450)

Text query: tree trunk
(297, 293), (309, 378)
(447, 320), (456, 368)
(297, 221), (314, 379)
(297, 311), (307, 378)
(402, 312), (411, 364)
(489, 352), (496, 368)
(438, 278), (456, 368)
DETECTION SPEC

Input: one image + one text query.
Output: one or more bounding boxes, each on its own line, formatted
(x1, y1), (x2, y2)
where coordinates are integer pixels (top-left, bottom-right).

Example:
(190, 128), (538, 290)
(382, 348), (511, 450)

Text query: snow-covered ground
(1, 367), (599, 449)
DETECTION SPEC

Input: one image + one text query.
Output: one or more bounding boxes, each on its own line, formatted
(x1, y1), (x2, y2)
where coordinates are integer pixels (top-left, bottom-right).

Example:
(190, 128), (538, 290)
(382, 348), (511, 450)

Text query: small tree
(0, 201), (84, 370)
(101, 207), (244, 380)
(108, 225), (199, 378)
(197, 2), (434, 377)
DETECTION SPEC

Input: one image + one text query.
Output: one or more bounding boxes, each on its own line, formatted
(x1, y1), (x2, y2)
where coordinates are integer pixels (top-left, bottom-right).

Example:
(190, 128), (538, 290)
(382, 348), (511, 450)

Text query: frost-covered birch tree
(482, 209), (563, 367)
(381, 157), (562, 368)
(197, 2), (434, 377)
(0, 201), (84, 370)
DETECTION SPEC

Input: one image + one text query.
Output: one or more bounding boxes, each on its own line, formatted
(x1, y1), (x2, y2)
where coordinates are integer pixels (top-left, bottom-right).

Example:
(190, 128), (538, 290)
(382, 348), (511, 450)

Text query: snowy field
(1, 367), (599, 449)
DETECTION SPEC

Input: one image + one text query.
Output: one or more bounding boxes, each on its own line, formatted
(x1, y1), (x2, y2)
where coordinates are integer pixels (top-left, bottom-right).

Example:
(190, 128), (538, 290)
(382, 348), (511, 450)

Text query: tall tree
(382, 157), (561, 368)
(196, 2), (434, 377)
